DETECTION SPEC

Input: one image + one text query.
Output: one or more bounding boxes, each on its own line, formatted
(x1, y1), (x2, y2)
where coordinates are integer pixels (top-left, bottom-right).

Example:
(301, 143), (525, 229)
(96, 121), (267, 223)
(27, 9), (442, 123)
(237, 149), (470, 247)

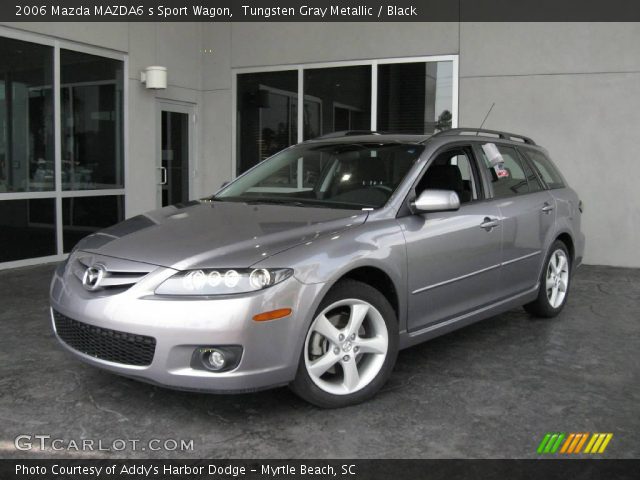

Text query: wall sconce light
(140, 66), (167, 89)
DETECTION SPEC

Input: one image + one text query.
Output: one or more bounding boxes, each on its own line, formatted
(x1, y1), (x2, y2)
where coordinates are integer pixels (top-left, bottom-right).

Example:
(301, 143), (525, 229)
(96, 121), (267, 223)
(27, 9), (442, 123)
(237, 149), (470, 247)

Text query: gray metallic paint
(50, 133), (585, 392)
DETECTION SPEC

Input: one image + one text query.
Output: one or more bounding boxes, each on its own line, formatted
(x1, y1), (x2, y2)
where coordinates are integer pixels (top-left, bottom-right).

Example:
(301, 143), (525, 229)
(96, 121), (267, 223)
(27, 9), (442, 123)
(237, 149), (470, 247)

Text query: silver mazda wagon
(50, 128), (585, 407)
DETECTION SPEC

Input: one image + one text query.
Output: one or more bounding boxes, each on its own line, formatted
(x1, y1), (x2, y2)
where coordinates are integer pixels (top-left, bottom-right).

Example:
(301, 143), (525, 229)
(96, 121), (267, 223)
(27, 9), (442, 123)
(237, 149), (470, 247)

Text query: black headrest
(424, 165), (464, 192)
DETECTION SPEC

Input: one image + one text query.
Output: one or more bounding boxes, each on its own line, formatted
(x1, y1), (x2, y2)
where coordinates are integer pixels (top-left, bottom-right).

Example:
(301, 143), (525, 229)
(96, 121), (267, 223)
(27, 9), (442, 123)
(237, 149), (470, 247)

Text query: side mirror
(412, 189), (460, 213)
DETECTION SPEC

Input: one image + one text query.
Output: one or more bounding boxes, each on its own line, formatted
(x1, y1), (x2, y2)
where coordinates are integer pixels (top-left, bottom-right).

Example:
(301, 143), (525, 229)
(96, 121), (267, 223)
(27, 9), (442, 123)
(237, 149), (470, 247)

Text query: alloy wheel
(304, 299), (388, 395)
(546, 249), (569, 308)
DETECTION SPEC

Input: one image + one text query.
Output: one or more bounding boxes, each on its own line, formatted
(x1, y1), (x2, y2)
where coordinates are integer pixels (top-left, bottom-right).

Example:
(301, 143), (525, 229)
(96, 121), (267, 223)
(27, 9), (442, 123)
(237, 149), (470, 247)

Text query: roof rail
(431, 128), (536, 145)
(315, 130), (384, 139)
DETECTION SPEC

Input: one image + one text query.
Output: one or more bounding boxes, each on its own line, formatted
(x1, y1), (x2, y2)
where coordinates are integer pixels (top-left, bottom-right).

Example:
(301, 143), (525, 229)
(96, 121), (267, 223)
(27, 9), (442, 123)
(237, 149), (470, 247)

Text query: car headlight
(155, 268), (293, 296)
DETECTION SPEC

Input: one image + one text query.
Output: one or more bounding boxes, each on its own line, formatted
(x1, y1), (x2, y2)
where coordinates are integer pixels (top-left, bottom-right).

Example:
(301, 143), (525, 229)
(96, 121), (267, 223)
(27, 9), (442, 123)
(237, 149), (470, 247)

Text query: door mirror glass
(413, 189), (460, 213)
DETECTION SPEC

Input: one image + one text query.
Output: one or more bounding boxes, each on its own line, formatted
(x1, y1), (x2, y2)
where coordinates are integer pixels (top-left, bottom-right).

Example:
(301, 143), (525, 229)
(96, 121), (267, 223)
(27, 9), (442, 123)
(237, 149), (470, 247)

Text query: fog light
(192, 346), (243, 373)
(207, 350), (226, 370)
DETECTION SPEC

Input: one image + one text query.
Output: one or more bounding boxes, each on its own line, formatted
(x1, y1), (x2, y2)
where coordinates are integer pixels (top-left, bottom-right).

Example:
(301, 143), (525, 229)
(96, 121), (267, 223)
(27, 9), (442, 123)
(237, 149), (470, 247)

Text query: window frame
(515, 148), (545, 193)
(0, 26), (128, 270)
(232, 55), (459, 179)
(472, 142), (545, 199)
(518, 146), (566, 190)
(400, 142), (488, 217)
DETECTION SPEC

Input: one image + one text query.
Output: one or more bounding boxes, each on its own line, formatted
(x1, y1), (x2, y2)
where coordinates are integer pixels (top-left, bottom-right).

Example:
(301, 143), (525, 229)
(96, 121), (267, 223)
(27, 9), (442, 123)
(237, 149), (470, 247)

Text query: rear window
(521, 149), (566, 189)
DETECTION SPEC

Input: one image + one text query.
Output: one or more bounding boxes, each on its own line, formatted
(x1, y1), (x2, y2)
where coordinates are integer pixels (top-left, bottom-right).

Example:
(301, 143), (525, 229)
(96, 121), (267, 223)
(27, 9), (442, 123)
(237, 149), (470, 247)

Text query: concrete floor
(0, 264), (638, 459)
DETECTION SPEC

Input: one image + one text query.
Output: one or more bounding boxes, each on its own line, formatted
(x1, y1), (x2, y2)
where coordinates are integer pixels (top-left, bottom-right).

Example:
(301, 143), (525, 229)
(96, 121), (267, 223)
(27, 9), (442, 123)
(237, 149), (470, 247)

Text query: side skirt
(398, 284), (539, 350)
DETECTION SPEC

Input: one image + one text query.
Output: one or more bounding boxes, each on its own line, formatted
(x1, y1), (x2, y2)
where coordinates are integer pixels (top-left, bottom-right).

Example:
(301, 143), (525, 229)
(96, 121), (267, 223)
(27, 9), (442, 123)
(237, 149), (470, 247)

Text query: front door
(399, 146), (503, 332)
(157, 101), (194, 207)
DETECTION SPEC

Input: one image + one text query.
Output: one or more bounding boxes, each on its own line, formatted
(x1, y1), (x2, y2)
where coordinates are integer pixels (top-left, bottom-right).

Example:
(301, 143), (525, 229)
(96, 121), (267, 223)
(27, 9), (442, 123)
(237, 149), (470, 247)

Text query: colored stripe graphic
(585, 433), (613, 454)
(574, 433), (589, 453)
(539, 433), (613, 454)
(560, 433), (575, 453)
(537, 434), (552, 454)
(584, 433), (599, 453)
(537, 433), (565, 454)
(567, 433), (583, 453)
(598, 434), (613, 453)
(550, 433), (565, 453)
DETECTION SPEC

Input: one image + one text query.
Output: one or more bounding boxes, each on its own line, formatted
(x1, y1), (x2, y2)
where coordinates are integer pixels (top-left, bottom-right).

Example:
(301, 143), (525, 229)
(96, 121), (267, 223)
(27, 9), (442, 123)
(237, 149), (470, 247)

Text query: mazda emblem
(82, 264), (106, 291)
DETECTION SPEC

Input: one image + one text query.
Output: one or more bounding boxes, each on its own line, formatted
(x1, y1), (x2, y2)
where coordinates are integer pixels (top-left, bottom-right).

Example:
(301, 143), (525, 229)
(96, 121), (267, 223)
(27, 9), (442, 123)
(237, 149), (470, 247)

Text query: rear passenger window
(522, 149), (566, 189)
(519, 154), (544, 193)
(480, 144), (532, 197)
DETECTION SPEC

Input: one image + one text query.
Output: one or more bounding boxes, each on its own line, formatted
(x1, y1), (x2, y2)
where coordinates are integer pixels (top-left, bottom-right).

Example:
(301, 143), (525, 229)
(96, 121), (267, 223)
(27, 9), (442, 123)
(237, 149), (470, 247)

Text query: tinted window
(304, 65), (371, 140)
(519, 153), (544, 193)
(522, 149), (566, 189)
(377, 61), (453, 134)
(62, 195), (124, 253)
(416, 147), (480, 203)
(0, 37), (54, 192)
(480, 144), (531, 197)
(60, 49), (124, 190)
(236, 70), (298, 175)
(0, 198), (56, 262)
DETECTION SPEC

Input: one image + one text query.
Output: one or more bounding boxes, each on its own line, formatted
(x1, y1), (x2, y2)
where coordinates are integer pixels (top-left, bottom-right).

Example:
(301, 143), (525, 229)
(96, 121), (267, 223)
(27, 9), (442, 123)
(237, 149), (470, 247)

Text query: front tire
(524, 240), (571, 318)
(290, 280), (399, 408)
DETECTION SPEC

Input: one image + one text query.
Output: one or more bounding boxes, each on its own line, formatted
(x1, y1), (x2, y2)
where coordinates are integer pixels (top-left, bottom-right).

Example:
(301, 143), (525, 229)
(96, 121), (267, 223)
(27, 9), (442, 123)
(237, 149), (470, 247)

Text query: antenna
(477, 102), (495, 134)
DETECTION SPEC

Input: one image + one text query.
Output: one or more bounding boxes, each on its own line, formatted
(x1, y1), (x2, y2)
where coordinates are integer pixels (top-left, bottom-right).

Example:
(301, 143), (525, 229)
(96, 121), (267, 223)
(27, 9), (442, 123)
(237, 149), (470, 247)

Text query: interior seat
(417, 164), (471, 203)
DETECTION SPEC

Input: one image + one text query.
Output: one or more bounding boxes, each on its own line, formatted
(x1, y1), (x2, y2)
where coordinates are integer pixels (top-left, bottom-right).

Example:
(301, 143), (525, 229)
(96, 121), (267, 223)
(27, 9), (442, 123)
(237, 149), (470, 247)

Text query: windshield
(216, 142), (424, 209)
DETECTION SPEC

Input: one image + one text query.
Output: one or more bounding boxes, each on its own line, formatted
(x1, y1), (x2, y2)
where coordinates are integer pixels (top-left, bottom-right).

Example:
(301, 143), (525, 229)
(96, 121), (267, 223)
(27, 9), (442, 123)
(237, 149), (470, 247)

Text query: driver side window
(415, 147), (480, 204)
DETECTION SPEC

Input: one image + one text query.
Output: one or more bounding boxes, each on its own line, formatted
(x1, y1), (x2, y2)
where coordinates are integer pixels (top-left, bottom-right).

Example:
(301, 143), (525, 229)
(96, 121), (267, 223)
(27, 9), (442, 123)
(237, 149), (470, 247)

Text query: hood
(76, 200), (367, 270)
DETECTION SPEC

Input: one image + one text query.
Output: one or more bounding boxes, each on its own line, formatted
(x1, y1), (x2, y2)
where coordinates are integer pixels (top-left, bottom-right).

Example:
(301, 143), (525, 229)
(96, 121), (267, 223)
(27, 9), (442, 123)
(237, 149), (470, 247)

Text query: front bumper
(49, 258), (324, 393)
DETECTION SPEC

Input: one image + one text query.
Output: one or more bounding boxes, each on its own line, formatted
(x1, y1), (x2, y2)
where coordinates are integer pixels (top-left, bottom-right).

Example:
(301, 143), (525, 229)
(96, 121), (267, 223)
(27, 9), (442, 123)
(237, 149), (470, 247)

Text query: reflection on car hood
(76, 200), (368, 270)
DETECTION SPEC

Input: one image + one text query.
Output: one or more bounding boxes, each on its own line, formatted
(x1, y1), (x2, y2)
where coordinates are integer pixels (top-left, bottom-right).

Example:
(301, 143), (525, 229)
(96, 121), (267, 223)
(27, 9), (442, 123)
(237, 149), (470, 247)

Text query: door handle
(480, 217), (499, 231)
(158, 166), (167, 185)
(541, 203), (554, 214)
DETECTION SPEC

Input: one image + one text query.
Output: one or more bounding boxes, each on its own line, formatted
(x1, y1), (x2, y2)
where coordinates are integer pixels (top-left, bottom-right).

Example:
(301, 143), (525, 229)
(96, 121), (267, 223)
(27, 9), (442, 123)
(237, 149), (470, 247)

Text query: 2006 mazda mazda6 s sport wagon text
(50, 128), (585, 407)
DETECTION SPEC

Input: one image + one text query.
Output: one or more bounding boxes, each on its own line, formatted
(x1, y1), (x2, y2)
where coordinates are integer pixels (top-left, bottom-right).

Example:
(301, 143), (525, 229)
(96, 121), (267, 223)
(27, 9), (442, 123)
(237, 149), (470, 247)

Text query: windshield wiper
(244, 198), (311, 207)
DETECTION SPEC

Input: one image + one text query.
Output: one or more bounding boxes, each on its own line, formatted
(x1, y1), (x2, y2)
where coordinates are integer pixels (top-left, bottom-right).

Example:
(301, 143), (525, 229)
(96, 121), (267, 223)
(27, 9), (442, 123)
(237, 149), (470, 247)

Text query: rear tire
(290, 279), (398, 408)
(524, 240), (571, 318)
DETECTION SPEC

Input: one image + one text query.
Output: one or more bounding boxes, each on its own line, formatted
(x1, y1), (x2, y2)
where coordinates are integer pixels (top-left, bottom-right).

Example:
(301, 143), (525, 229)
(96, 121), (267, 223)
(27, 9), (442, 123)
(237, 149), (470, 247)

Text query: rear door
(399, 145), (503, 332)
(474, 143), (556, 299)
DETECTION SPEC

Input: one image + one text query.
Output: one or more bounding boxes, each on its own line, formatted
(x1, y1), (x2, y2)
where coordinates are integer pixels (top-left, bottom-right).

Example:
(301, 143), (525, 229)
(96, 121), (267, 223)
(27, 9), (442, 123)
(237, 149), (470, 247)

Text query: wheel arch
(555, 231), (575, 264)
(335, 266), (400, 321)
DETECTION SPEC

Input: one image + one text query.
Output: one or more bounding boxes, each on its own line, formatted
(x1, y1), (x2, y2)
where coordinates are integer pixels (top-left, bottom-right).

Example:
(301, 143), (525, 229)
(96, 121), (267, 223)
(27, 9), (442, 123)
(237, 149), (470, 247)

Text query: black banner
(1, 460), (640, 480)
(4, 0), (640, 22)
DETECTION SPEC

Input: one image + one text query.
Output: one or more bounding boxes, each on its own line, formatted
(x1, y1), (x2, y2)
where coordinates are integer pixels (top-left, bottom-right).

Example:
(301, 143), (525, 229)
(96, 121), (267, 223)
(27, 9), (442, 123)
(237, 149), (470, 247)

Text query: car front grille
(52, 310), (156, 367)
(70, 255), (152, 292)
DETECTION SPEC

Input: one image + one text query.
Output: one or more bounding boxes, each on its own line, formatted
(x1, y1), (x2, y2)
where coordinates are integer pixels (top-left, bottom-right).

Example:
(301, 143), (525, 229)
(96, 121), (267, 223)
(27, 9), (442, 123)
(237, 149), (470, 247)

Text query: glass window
(303, 65), (371, 140)
(0, 37), (54, 192)
(236, 70), (298, 175)
(62, 195), (124, 252)
(519, 153), (544, 193)
(0, 198), (56, 262)
(480, 144), (533, 197)
(161, 111), (189, 206)
(377, 61), (453, 134)
(60, 49), (124, 190)
(522, 148), (566, 189)
(416, 147), (479, 203)
(218, 142), (423, 210)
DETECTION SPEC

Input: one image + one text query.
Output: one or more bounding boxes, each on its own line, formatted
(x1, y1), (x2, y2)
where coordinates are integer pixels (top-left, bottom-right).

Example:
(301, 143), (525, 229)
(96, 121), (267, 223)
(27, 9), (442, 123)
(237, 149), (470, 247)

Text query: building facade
(0, 22), (638, 268)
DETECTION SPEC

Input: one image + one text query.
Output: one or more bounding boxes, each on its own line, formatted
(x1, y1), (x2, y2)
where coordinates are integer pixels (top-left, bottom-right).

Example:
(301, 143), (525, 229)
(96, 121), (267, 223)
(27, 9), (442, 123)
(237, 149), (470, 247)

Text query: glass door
(157, 101), (194, 207)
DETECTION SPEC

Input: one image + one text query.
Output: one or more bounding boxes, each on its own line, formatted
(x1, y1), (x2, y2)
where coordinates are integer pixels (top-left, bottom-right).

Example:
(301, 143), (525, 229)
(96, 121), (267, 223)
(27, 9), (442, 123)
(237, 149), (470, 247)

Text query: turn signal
(252, 308), (292, 322)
